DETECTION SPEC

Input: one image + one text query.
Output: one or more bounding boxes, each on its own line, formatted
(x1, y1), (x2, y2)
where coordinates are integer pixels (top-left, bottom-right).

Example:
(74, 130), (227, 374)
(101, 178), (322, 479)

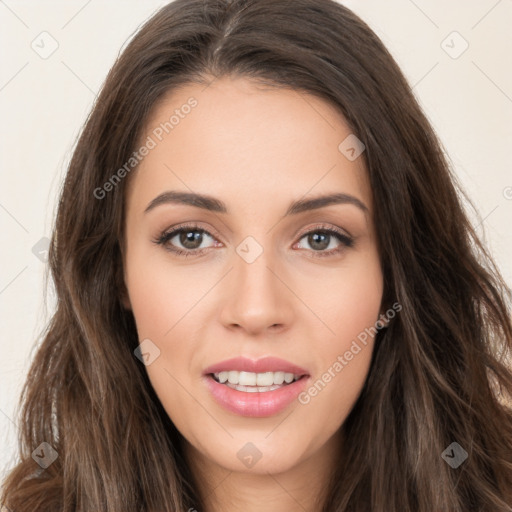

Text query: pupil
(309, 232), (329, 250)
(180, 230), (202, 249)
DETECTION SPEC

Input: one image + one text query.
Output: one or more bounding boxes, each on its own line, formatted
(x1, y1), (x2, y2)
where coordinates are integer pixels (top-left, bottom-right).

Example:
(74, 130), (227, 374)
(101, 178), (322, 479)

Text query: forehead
(127, 76), (371, 214)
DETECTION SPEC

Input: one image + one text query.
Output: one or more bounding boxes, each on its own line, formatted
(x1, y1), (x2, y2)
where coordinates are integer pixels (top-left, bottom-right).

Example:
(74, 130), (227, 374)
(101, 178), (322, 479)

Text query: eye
(153, 222), (354, 258)
(152, 223), (220, 257)
(294, 224), (354, 258)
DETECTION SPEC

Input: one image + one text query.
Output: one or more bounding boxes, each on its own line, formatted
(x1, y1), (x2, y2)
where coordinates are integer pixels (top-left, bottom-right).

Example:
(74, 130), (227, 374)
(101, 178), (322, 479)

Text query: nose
(218, 245), (295, 336)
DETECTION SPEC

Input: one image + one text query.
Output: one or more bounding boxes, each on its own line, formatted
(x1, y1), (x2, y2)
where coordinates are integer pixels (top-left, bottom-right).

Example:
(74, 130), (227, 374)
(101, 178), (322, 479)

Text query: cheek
(124, 258), (202, 431)
(299, 247), (383, 347)
(123, 250), (211, 418)
(124, 248), (209, 339)
(298, 336), (375, 434)
(295, 253), (382, 422)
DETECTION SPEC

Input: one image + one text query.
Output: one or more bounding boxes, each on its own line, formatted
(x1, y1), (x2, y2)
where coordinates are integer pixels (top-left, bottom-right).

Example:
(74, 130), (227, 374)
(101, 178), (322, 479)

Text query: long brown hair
(2, 0), (512, 510)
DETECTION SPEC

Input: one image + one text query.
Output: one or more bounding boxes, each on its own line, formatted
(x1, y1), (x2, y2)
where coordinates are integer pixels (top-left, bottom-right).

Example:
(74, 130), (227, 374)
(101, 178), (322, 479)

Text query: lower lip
(204, 374), (309, 418)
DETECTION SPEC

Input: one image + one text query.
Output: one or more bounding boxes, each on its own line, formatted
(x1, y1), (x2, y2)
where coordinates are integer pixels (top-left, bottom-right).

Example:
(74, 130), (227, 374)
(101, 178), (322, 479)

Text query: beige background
(1, 0), (511, 480)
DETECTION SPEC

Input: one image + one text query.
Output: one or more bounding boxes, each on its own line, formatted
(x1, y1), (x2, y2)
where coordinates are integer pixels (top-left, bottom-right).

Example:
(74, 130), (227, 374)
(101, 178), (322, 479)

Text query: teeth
(214, 370), (302, 386)
(225, 382), (283, 392)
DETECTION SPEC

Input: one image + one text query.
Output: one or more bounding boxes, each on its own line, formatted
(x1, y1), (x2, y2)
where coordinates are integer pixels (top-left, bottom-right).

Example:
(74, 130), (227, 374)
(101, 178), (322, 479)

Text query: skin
(122, 76), (384, 512)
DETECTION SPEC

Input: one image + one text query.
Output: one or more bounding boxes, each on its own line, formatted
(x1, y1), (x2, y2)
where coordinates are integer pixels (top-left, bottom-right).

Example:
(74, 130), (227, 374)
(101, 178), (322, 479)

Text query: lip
(202, 356), (311, 418)
(204, 373), (310, 417)
(202, 356), (310, 376)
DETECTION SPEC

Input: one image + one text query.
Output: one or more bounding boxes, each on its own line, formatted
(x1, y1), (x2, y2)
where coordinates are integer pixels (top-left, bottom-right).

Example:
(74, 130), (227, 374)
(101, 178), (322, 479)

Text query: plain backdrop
(1, 0), (511, 481)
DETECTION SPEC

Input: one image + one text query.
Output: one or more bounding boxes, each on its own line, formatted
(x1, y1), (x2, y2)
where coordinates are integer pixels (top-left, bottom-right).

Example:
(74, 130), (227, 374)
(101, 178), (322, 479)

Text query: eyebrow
(144, 190), (369, 215)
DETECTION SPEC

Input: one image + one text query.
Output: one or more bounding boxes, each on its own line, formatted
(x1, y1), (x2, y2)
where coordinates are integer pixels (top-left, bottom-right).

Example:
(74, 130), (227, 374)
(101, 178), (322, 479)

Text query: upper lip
(203, 356), (310, 376)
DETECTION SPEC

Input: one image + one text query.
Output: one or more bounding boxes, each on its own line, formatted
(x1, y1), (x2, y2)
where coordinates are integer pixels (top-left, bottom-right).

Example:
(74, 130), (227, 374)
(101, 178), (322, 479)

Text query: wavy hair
(2, 0), (512, 510)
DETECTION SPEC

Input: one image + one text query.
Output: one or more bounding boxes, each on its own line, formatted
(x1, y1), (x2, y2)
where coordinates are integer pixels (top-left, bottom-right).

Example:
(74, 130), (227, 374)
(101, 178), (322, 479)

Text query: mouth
(202, 356), (310, 417)
(209, 371), (307, 393)
(202, 355), (310, 391)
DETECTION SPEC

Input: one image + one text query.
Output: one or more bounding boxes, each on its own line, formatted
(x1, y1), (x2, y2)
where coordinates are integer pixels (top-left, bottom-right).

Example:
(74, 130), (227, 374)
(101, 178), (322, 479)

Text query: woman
(2, 0), (512, 510)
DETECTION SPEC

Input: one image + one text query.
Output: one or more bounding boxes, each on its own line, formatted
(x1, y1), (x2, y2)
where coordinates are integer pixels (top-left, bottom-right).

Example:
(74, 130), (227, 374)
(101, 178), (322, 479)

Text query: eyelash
(152, 222), (354, 259)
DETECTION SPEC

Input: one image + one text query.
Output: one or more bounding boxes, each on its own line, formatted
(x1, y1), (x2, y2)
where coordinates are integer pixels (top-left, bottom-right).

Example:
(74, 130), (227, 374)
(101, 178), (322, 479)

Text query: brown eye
(304, 232), (331, 251)
(176, 229), (207, 250)
(154, 224), (218, 256)
(294, 226), (354, 257)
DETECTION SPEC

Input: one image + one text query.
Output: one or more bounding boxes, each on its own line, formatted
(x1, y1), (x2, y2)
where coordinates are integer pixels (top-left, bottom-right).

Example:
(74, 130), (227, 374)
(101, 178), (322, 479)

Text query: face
(122, 76), (384, 476)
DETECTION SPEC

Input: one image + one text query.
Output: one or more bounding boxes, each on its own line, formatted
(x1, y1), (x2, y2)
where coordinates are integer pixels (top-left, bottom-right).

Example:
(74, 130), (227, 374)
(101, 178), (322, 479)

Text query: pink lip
(202, 356), (310, 418)
(203, 356), (309, 376)
(204, 374), (310, 417)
